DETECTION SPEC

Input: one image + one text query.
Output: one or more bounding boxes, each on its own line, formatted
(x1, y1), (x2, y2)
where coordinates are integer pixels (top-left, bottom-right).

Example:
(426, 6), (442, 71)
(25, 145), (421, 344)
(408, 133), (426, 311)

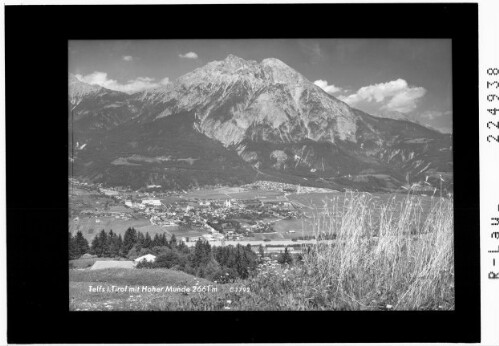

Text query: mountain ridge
(69, 55), (452, 192)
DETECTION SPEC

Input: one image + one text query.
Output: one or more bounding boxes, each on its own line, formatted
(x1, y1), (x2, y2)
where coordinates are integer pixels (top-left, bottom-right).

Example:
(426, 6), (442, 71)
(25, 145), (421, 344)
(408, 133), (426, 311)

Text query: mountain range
(69, 55), (453, 192)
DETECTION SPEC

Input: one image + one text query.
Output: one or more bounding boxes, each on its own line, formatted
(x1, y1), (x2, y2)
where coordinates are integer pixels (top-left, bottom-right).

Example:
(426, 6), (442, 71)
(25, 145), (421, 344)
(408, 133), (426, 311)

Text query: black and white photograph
(68, 38), (455, 311)
(5, 2), (488, 344)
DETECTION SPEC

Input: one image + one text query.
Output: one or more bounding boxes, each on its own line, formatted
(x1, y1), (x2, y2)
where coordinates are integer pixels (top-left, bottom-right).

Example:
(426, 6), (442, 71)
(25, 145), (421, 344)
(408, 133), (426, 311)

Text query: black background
(5, 3), (480, 344)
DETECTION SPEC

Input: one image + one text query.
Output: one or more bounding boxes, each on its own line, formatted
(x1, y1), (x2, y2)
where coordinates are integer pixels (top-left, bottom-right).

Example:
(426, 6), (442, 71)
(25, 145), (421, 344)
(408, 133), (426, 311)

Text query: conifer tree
(90, 234), (102, 256)
(136, 232), (145, 251)
(97, 230), (109, 257)
(108, 230), (120, 257)
(152, 233), (161, 247)
(74, 231), (90, 257)
(123, 227), (137, 254)
(117, 234), (124, 256)
(144, 232), (152, 249)
(169, 234), (177, 248)
(68, 232), (77, 260)
(193, 239), (211, 268)
(161, 233), (168, 246)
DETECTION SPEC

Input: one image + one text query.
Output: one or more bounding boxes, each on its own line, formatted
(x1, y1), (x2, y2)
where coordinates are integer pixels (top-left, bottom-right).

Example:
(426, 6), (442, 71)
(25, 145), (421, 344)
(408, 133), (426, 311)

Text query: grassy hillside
(69, 268), (213, 311)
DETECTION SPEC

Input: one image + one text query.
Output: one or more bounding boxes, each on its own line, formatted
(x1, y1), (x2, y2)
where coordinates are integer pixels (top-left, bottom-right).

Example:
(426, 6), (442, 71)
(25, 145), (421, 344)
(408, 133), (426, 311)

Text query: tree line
(68, 228), (172, 260)
(68, 231), (90, 259)
(69, 227), (260, 282)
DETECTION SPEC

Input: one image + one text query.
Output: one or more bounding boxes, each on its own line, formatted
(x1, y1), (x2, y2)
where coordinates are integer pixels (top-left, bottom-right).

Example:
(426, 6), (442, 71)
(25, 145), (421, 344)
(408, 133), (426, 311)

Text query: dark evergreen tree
(117, 234), (124, 257)
(192, 239), (211, 268)
(74, 231), (90, 257)
(144, 232), (152, 249)
(152, 234), (160, 248)
(90, 233), (102, 256)
(122, 227), (137, 254)
(136, 231), (145, 251)
(177, 240), (190, 254)
(68, 232), (77, 260)
(97, 230), (109, 257)
(108, 230), (120, 257)
(161, 233), (168, 246)
(169, 234), (177, 248)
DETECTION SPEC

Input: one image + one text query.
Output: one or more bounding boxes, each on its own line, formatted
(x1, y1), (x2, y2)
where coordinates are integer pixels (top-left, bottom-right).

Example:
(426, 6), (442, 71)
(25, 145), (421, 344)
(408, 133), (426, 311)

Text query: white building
(213, 233), (224, 240)
(134, 254), (157, 263)
(142, 199), (162, 207)
(202, 234), (215, 241)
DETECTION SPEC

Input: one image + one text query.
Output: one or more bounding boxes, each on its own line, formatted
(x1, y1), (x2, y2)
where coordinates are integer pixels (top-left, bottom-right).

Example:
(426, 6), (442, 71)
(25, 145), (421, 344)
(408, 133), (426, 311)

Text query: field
(69, 216), (166, 241)
(184, 187), (284, 200)
(273, 218), (315, 239)
(69, 188), (117, 216)
(160, 196), (187, 204)
(70, 257), (115, 269)
(70, 217), (209, 242)
(162, 226), (208, 238)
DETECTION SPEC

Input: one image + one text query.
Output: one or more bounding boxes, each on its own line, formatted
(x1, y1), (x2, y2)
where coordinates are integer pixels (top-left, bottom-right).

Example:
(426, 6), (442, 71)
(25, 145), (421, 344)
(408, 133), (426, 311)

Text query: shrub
(212, 267), (238, 284)
(277, 248), (293, 265)
(155, 249), (186, 269)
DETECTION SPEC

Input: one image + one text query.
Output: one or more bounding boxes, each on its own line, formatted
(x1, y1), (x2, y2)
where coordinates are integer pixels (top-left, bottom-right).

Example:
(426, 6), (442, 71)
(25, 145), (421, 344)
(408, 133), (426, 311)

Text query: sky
(69, 39), (452, 133)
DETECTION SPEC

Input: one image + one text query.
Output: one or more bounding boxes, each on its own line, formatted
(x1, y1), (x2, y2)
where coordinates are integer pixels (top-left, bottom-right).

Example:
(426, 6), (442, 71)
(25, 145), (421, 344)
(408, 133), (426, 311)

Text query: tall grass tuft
(303, 192), (454, 310)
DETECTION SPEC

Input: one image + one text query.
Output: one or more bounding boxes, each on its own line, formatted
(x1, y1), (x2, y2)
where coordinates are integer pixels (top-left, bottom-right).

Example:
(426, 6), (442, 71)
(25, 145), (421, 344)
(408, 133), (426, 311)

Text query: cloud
(159, 77), (170, 85)
(75, 72), (170, 94)
(313, 80), (342, 94)
(122, 55), (134, 62)
(338, 79), (426, 113)
(179, 51), (198, 59)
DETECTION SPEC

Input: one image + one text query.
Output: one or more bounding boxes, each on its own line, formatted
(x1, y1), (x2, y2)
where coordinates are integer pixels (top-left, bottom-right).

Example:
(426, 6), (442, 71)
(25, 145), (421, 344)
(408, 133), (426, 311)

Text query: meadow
(69, 216), (157, 241)
(165, 226), (208, 238)
(273, 218), (315, 239)
(184, 187), (284, 200)
(69, 268), (213, 310)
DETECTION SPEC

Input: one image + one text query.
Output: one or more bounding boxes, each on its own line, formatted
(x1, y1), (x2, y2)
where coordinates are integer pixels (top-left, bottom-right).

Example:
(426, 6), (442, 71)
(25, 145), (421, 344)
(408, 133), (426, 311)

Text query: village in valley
(69, 177), (335, 261)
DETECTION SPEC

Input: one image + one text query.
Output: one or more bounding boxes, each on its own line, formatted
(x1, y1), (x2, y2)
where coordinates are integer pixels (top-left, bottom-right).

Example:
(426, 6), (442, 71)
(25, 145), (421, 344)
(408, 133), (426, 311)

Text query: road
(184, 239), (323, 248)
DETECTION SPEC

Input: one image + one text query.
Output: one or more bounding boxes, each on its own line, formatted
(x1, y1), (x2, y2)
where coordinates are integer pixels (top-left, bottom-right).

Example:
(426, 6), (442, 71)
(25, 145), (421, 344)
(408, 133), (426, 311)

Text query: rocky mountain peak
(69, 56), (453, 192)
(224, 54), (256, 66)
(260, 57), (306, 85)
(68, 73), (102, 103)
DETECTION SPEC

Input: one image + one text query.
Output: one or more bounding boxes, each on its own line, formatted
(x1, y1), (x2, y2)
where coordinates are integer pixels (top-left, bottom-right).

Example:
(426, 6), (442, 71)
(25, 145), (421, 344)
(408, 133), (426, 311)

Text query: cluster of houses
(77, 210), (132, 221)
(124, 199), (162, 209)
(71, 178), (306, 246)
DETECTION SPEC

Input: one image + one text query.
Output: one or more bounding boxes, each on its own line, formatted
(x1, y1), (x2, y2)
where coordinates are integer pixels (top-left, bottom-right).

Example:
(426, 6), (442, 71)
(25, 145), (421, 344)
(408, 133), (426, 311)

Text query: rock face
(69, 75), (136, 132)
(68, 55), (453, 191)
(133, 55), (358, 145)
